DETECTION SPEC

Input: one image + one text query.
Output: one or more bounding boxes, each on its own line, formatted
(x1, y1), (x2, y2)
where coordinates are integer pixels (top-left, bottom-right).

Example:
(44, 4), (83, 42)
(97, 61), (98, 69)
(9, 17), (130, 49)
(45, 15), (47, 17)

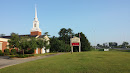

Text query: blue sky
(0, 0), (130, 46)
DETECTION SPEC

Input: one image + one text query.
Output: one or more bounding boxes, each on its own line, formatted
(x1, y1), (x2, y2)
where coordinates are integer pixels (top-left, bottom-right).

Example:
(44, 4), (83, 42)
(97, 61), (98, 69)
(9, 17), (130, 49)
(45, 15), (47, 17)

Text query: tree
(19, 37), (29, 56)
(103, 43), (109, 48)
(28, 38), (37, 52)
(58, 28), (74, 44)
(44, 32), (50, 36)
(122, 42), (129, 48)
(44, 40), (50, 53)
(8, 33), (20, 49)
(109, 42), (118, 48)
(37, 39), (44, 54)
(67, 28), (74, 37)
(50, 36), (59, 52)
(75, 32), (91, 51)
(58, 28), (67, 37)
(11, 32), (16, 36)
(50, 36), (70, 52)
(97, 44), (102, 47)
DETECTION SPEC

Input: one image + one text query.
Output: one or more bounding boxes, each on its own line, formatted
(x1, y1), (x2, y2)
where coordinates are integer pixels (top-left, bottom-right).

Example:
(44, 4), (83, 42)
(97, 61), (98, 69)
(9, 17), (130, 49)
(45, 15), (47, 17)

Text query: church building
(0, 5), (50, 54)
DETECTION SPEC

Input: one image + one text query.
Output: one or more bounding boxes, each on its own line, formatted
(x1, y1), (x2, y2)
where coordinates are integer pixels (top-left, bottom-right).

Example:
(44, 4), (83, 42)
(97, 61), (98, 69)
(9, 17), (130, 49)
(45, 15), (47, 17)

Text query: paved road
(0, 53), (64, 69)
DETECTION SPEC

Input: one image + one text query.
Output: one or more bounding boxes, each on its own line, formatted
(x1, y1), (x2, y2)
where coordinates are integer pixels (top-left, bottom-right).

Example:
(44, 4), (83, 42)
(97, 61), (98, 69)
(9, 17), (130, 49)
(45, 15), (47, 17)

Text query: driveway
(0, 53), (64, 69)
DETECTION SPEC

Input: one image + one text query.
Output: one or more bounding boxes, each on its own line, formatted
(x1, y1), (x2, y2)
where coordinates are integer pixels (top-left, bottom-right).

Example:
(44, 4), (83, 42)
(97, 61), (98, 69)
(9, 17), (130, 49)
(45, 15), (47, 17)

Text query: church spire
(30, 4), (42, 35)
(35, 4), (37, 19)
(34, 4), (38, 21)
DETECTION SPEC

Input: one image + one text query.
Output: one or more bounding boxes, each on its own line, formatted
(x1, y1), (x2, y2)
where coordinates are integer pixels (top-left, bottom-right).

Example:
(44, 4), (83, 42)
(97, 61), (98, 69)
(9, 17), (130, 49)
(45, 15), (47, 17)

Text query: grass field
(34, 53), (57, 56)
(0, 51), (130, 73)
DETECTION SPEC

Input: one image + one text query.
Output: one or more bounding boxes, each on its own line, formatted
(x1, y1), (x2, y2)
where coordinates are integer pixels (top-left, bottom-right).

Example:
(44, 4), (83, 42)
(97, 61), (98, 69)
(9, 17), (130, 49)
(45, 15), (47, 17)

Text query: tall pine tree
(75, 32), (91, 51)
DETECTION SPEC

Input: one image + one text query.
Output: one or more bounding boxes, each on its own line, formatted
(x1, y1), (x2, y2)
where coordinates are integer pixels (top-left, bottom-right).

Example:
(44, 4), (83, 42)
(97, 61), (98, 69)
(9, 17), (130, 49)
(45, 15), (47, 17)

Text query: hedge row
(9, 54), (34, 58)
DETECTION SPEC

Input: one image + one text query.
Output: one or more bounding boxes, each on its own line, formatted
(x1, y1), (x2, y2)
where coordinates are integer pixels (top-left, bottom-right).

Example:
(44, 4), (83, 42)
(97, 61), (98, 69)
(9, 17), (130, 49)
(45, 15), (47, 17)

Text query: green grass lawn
(34, 53), (57, 56)
(0, 51), (130, 73)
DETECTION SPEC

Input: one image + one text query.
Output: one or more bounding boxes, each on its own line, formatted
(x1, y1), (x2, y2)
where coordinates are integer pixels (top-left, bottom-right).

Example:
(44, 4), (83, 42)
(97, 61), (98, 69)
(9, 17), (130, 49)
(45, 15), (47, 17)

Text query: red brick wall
(34, 49), (36, 54)
(38, 48), (41, 54)
(0, 41), (19, 53)
(31, 31), (41, 36)
(0, 41), (7, 52)
(34, 48), (41, 54)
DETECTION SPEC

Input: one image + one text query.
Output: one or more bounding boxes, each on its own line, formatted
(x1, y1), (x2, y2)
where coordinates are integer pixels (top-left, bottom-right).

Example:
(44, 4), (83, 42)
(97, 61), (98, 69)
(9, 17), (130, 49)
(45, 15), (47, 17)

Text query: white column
(79, 43), (81, 52)
(0, 42), (2, 50)
(36, 48), (38, 54)
(71, 46), (73, 53)
(79, 46), (80, 52)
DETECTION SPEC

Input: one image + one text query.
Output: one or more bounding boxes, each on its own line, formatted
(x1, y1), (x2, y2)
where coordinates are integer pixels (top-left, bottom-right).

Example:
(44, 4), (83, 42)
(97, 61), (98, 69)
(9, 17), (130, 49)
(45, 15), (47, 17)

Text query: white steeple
(30, 4), (42, 32)
(34, 4), (38, 21)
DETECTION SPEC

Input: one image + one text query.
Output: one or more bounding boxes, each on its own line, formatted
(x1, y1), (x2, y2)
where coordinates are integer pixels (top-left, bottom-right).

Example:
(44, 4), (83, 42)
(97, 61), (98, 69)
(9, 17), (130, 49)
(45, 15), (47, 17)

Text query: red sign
(72, 43), (79, 46)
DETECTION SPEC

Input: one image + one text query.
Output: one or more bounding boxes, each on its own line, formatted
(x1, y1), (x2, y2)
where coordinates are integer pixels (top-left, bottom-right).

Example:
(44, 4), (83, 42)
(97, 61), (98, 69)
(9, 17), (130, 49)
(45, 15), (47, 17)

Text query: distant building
(0, 5), (50, 54)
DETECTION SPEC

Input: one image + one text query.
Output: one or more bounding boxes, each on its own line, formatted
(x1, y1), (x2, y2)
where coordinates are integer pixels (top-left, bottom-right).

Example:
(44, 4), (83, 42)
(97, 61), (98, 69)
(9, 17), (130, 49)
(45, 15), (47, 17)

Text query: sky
(0, 0), (130, 46)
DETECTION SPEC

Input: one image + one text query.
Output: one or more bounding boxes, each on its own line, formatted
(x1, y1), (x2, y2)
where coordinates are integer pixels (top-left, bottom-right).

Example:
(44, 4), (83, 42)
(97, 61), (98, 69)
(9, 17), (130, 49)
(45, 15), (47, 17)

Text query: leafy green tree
(28, 38), (37, 52)
(122, 42), (129, 48)
(97, 44), (102, 47)
(4, 49), (10, 55)
(0, 50), (4, 56)
(11, 49), (17, 55)
(75, 32), (91, 51)
(65, 44), (71, 52)
(67, 28), (74, 37)
(50, 36), (59, 52)
(58, 28), (74, 44)
(44, 32), (50, 36)
(8, 33), (20, 49)
(37, 39), (44, 54)
(50, 36), (70, 52)
(19, 37), (29, 56)
(109, 42), (118, 48)
(44, 40), (50, 53)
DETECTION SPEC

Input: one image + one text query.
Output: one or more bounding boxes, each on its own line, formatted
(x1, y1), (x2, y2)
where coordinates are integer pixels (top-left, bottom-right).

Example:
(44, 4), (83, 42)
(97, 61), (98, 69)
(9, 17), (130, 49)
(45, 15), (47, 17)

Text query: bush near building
(0, 50), (4, 56)
(4, 49), (10, 55)
(10, 49), (17, 55)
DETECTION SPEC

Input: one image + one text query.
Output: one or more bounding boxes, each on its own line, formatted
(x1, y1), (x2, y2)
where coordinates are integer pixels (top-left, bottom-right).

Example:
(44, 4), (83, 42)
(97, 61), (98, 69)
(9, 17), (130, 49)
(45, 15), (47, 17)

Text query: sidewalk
(0, 53), (64, 69)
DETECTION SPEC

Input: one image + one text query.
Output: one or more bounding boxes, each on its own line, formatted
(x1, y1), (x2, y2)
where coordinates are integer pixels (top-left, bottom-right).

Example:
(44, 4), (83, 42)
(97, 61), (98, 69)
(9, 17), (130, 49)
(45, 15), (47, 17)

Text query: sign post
(70, 36), (81, 53)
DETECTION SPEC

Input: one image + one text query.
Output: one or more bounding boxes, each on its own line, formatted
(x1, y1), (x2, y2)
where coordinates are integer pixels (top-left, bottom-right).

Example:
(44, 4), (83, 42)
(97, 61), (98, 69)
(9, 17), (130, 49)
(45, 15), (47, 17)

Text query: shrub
(9, 55), (16, 58)
(28, 49), (34, 54)
(98, 49), (104, 51)
(10, 49), (17, 55)
(24, 49), (34, 54)
(16, 54), (34, 58)
(65, 44), (71, 52)
(4, 49), (10, 55)
(16, 54), (26, 58)
(0, 50), (4, 56)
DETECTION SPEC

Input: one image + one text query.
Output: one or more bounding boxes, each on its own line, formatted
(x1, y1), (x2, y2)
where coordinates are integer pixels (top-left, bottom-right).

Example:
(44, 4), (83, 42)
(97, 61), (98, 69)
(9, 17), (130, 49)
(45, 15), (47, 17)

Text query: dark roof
(1, 35), (46, 39)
